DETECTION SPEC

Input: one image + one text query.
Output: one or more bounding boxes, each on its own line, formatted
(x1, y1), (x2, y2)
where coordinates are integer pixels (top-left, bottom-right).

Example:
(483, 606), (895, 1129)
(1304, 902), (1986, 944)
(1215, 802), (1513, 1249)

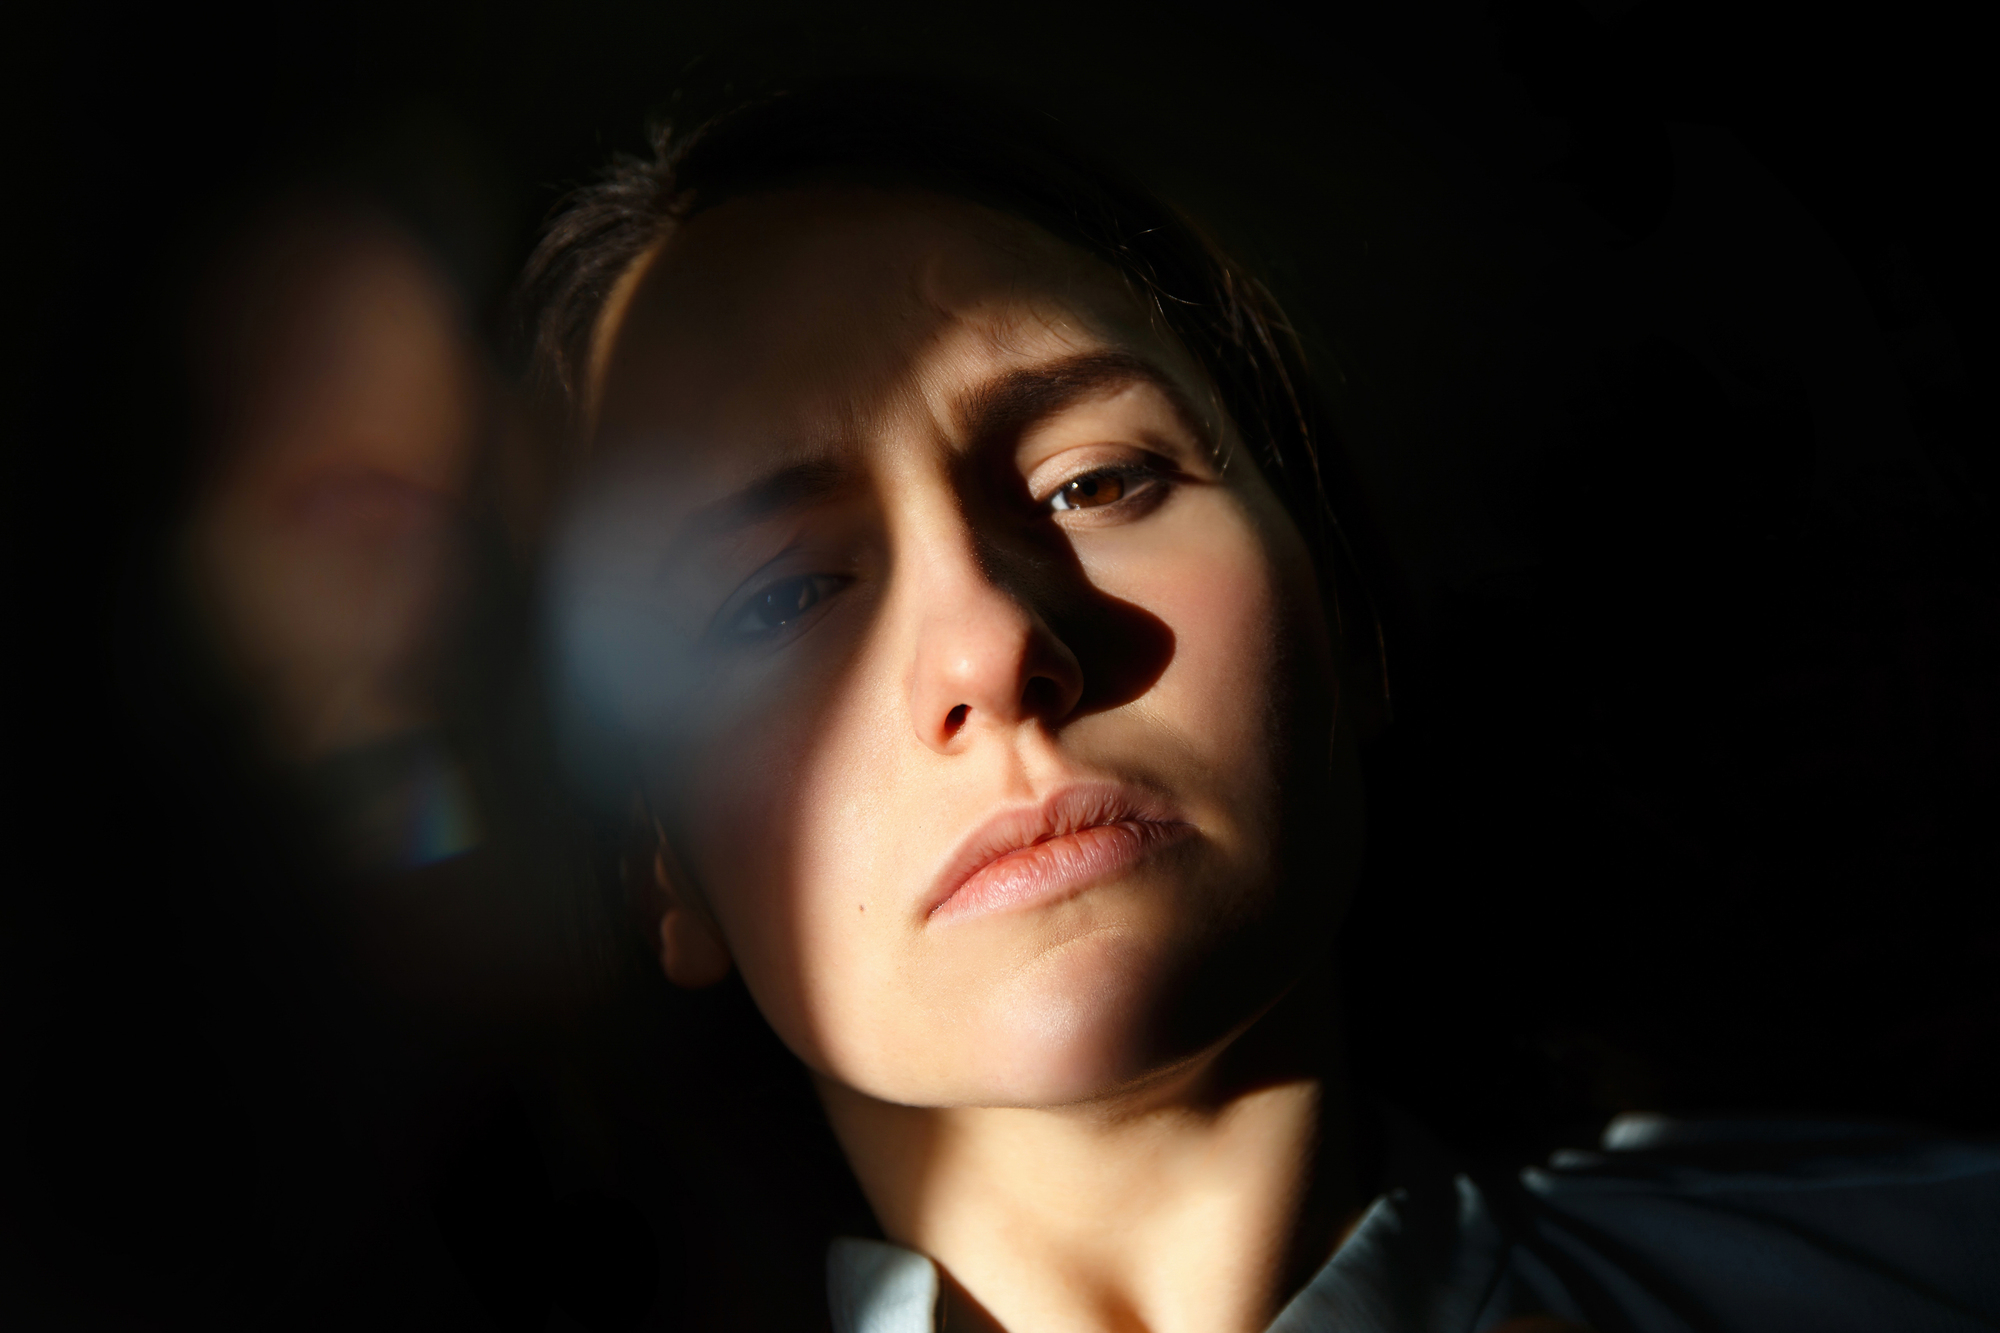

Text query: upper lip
(923, 781), (1190, 919)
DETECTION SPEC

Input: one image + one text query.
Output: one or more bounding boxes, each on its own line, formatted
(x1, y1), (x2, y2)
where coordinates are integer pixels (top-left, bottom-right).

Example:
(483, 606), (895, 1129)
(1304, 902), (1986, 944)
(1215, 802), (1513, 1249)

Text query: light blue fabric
(1502, 1118), (2000, 1332)
(830, 1237), (941, 1333)
(1266, 1175), (1505, 1333)
(827, 1116), (2000, 1333)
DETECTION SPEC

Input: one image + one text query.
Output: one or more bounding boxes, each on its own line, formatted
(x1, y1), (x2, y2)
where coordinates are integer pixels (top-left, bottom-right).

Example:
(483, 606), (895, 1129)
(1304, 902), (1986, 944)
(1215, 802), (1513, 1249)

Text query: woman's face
(562, 188), (1359, 1107)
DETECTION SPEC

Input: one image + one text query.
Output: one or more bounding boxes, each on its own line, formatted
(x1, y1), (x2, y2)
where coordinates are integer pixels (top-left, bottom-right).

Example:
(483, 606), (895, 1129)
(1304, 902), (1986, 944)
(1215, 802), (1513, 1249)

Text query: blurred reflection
(146, 189), (667, 1328)
(186, 200), (484, 869)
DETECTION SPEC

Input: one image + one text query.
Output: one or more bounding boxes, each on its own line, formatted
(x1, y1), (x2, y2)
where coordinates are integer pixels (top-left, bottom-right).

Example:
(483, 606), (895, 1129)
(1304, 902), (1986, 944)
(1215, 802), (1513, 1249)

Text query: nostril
(944, 704), (970, 737)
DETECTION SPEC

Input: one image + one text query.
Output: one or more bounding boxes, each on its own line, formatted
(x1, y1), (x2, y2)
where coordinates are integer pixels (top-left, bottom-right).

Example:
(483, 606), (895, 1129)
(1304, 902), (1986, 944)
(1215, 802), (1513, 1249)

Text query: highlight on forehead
(581, 182), (1187, 434)
(582, 235), (670, 442)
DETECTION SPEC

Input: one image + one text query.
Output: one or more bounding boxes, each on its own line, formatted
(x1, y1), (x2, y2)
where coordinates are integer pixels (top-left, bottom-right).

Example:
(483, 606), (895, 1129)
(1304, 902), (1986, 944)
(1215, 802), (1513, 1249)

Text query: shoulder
(1482, 1115), (2000, 1333)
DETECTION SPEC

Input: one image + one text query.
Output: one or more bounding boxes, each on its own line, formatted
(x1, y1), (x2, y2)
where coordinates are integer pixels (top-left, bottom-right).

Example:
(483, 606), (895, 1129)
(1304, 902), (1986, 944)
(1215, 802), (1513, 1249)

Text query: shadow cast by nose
(987, 521), (1177, 722)
(1061, 583), (1176, 720)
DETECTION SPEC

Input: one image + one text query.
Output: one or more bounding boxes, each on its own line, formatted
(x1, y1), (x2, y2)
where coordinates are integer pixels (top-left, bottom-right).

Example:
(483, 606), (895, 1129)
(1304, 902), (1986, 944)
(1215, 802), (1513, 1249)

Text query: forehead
(589, 187), (1207, 475)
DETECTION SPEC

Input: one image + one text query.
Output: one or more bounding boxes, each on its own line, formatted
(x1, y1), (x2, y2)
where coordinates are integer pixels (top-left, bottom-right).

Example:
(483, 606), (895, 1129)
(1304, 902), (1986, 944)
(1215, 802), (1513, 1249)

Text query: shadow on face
(557, 186), (1359, 1109)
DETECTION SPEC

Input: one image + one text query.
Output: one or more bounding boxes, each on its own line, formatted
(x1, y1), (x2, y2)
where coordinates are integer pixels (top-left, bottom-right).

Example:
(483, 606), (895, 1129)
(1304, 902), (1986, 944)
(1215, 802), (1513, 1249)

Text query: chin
(940, 925), (1240, 1109)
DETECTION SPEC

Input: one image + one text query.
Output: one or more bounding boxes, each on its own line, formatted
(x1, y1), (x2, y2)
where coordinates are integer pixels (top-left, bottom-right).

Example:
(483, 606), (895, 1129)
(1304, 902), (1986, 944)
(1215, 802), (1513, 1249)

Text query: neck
(816, 973), (1363, 1333)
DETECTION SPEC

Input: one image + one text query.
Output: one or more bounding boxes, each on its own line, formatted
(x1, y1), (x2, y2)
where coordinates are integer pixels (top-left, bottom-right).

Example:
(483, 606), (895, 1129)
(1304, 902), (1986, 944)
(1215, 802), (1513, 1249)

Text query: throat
(817, 1062), (1362, 1333)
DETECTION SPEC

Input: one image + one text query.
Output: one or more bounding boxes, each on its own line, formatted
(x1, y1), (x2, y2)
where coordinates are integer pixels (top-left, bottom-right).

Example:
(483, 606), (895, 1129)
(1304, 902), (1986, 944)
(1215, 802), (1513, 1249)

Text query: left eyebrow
(955, 350), (1215, 456)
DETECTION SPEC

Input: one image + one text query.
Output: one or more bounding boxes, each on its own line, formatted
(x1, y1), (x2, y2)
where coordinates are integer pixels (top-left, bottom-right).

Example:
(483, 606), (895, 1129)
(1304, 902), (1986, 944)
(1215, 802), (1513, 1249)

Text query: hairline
(579, 182), (1218, 462)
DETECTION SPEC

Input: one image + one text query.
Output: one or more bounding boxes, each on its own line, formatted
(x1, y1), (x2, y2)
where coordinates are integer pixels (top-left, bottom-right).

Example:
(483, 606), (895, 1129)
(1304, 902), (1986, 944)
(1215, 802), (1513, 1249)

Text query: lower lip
(929, 821), (1192, 923)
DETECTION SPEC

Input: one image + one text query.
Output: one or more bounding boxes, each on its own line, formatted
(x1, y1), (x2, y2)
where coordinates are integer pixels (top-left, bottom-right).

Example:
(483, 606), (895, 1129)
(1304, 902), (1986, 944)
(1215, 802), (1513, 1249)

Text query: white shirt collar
(826, 1171), (1506, 1333)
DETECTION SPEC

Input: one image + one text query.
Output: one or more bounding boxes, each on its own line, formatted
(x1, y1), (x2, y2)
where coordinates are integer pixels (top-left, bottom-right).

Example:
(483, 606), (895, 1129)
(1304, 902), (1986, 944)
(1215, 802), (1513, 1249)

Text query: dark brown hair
(511, 77), (1387, 695)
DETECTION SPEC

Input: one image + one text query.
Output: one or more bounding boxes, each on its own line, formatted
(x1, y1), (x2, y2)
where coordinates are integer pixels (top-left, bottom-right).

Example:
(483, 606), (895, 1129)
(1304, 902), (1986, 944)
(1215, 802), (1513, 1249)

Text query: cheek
(656, 622), (908, 1068)
(1162, 560), (1281, 716)
(1098, 496), (1291, 786)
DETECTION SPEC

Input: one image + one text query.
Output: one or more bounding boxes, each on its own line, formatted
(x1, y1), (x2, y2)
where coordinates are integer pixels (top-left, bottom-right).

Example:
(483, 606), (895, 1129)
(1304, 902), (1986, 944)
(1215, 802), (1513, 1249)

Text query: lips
(925, 783), (1194, 923)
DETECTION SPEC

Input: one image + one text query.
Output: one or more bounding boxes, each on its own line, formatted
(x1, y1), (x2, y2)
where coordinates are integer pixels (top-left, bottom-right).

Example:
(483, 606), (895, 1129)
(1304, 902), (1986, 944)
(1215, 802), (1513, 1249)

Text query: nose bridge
(897, 483), (1082, 752)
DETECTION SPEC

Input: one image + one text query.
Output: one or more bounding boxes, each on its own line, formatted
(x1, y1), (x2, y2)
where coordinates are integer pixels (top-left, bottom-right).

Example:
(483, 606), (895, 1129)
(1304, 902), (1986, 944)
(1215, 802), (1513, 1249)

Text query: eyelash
(716, 571), (850, 642)
(1044, 462), (1170, 516)
(713, 462), (1169, 644)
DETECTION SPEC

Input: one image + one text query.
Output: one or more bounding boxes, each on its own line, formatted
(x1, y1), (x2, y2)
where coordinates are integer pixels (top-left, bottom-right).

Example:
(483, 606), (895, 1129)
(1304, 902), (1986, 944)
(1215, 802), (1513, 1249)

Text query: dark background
(5, 1), (1994, 1328)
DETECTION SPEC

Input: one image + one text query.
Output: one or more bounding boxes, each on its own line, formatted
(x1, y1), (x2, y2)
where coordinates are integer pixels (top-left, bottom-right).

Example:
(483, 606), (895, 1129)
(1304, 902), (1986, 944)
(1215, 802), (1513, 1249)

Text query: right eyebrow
(657, 354), (1204, 561)
(664, 455), (855, 560)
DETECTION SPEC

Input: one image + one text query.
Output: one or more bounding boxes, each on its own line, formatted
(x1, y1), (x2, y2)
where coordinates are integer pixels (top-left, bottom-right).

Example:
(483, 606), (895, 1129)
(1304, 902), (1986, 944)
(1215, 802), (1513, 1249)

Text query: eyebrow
(662, 351), (1209, 561)
(957, 350), (1214, 456)
(666, 455), (855, 560)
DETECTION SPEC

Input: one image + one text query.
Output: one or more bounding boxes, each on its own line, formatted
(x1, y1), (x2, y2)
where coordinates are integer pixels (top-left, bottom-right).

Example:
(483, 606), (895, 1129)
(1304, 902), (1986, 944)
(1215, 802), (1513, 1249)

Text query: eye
(1046, 465), (1162, 514)
(1050, 472), (1125, 510)
(721, 572), (846, 639)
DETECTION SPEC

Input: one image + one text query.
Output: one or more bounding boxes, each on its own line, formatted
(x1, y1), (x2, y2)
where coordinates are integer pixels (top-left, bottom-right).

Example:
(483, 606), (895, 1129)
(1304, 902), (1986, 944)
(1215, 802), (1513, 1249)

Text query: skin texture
(562, 188), (1366, 1332)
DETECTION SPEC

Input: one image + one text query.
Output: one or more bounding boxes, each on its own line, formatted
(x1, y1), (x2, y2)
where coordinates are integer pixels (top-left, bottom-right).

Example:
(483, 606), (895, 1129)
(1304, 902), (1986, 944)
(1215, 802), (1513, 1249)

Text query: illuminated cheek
(677, 652), (907, 1060)
(790, 663), (955, 1053)
(1142, 526), (1286, 771)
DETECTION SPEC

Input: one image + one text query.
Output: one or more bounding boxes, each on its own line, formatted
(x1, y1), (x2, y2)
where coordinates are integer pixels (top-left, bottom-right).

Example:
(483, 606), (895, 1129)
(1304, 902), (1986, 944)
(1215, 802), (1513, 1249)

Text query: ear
(651, 833), (733, 989)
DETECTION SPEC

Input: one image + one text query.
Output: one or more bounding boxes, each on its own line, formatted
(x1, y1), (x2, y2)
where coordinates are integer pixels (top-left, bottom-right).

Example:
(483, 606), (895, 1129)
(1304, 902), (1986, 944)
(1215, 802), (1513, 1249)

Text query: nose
(908, 536), (1085, 753)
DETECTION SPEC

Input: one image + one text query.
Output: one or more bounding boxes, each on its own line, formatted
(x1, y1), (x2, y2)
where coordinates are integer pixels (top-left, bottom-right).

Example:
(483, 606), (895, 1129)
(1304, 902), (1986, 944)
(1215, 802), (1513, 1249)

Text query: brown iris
(1052, 472), (1125, 511)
